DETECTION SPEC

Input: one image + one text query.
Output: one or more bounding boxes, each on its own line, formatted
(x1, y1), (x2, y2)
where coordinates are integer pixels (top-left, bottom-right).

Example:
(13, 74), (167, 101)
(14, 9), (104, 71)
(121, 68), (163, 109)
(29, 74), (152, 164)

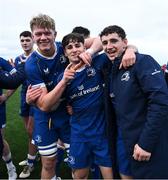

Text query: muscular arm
(33, 64), (75, 112)
(35, 80), (67, 111)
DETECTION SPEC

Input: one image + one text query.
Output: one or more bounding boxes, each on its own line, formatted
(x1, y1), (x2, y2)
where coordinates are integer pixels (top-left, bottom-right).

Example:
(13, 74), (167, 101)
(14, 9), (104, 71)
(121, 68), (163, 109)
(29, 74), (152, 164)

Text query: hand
(78, 51), (92, 66)
(133, 144), (151, 161)
(119, 48), (136, 69)
(62, 61), (85, 85)
(66, 104), (73, 115)
(26, 85), (42, 104)
(8, 58), (15, 67)
(62, 63), (76, 84)
(0, 94), (7, 104)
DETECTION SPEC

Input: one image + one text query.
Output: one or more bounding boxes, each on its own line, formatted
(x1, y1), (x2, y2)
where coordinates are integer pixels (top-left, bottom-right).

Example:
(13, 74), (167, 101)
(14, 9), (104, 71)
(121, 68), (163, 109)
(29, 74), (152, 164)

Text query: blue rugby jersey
(63, 53), (109, 142)
(25, 42), (69, 125)
(0, 57), (16, 75)
(0, 57), (17, 95)
(15, 54), (29, 93)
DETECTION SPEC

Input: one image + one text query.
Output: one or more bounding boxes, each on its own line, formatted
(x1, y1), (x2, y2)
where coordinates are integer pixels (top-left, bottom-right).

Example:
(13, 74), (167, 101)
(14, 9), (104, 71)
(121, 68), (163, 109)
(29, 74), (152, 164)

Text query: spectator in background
(8, 31), (38, 179)
(0, 57), (18, 180)
(72, 26), (90, 39)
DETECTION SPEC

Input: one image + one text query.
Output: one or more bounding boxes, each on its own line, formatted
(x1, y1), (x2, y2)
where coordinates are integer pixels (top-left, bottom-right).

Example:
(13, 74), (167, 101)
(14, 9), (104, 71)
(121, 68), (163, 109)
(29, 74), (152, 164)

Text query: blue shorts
(117, 130), (132, 176)
(68, 138), (112, 169)
(33, 110), (70, 156)
(0, 103), (6, 128)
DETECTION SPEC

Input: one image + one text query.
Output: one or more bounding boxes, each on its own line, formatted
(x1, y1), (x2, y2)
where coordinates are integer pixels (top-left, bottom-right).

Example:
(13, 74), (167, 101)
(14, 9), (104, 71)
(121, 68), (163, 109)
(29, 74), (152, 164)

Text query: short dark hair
(62, 33), (85, 49)
(72, 26), (90, 39)
(19, 31), (32, 38)
(100, 25), (126, 39)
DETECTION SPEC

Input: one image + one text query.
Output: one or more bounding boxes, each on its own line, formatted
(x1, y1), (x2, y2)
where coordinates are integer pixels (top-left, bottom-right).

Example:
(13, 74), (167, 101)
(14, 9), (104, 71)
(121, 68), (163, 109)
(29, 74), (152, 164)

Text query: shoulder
(134, 53), (161, 70)
(15, 55), (22, 65)
(25, 52), (39, 73)
(25, 52), (37, 66)
(136, 53), (159, 65)
(0, 57), (6, 62)
(92, 53), (109, 67)
(56, 41), (63, 51)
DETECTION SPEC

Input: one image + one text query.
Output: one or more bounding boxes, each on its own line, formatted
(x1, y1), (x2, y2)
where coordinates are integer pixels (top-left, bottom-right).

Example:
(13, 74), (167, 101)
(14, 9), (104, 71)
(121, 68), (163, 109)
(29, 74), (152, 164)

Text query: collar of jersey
(36, 44), (57, 60)
(76, 65), (86, 72)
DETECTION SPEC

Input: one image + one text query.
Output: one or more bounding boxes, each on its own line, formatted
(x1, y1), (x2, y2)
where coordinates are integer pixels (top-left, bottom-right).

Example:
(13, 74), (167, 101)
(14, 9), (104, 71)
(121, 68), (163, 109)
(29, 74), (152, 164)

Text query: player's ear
(54, 31), (57, 37)
(64, 49), (68, 57)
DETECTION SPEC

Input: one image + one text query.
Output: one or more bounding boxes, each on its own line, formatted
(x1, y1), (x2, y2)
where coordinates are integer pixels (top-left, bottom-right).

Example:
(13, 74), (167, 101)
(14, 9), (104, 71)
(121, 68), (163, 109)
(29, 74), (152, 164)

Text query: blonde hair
(30, 14), (56, 31)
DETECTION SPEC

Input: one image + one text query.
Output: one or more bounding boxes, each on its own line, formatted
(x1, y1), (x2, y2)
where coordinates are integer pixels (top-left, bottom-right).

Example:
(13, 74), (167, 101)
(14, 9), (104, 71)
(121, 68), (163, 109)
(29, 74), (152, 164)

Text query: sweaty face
(101, 33), (127, 61)
(20, 36), (34, 53)
(64, 41), (85, 64)
(32, 26), (56, 56)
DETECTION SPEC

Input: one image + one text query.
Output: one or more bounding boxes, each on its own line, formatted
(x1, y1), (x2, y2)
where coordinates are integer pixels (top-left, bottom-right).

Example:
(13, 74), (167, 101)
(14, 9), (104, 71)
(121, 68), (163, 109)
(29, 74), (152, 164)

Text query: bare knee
(73, 168), (89, 179)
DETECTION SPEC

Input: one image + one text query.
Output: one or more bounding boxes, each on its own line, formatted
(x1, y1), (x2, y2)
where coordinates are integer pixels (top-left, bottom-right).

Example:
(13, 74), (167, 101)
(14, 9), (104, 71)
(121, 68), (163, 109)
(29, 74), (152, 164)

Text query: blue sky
(0, 0), (168, 65)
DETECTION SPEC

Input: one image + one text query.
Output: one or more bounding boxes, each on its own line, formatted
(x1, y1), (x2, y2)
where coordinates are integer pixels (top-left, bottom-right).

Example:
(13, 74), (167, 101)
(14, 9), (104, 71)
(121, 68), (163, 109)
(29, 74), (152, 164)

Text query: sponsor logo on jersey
(70, 85), (100, 99)
(18, 61), (22, 64)
(43, 68), (49, 74)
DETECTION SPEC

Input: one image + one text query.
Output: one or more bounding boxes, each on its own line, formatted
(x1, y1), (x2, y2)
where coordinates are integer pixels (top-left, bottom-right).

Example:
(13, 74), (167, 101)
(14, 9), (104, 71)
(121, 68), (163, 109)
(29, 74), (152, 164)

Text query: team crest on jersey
(43, 67), (49, 74)
(60, 55), (67, 64)
(86, 67), (96, 77)
(35, 135), (42, 143)
(77, 85), (84, 90)
(68, 156), (75, 165)
(121, 71), (130, 81)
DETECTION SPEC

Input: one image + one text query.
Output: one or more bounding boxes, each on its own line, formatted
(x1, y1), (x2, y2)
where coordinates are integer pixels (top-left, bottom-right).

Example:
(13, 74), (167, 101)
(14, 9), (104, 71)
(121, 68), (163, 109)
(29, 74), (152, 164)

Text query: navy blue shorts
(68, 138), (112, 169)
(32, 109), (70, 157)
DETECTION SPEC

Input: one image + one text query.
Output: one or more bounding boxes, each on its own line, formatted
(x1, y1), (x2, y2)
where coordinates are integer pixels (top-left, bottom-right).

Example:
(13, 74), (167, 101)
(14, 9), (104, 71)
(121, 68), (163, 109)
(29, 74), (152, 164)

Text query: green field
(0, 88), (71, 179)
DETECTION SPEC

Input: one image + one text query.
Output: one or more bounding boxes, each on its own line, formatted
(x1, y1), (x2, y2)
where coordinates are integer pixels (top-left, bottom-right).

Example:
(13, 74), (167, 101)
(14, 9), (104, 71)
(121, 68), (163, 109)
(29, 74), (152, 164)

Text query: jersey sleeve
(0, 57), (16, 74)
(0, 63), (26, 89)
(92, 53), (109, 70)
(25, 57), (46, 88)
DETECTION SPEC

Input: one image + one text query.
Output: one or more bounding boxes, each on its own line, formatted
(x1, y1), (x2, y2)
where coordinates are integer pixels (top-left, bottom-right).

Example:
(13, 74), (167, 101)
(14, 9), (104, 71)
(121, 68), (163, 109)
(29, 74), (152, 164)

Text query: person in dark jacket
(0, 59), (26, 89)
(100, 25), (168, 179)
(0, 57), (26, 160)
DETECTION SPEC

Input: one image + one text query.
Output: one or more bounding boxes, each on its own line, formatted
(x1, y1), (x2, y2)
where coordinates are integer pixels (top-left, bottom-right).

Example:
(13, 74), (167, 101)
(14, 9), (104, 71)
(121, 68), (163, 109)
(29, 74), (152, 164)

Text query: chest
(67, 67), (104, 100)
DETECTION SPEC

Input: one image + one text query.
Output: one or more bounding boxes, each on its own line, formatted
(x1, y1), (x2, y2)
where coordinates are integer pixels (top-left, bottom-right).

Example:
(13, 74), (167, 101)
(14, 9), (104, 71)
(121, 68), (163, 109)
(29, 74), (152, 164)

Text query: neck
(38, 47), (56, 57)
(24, 49), (33, 56)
